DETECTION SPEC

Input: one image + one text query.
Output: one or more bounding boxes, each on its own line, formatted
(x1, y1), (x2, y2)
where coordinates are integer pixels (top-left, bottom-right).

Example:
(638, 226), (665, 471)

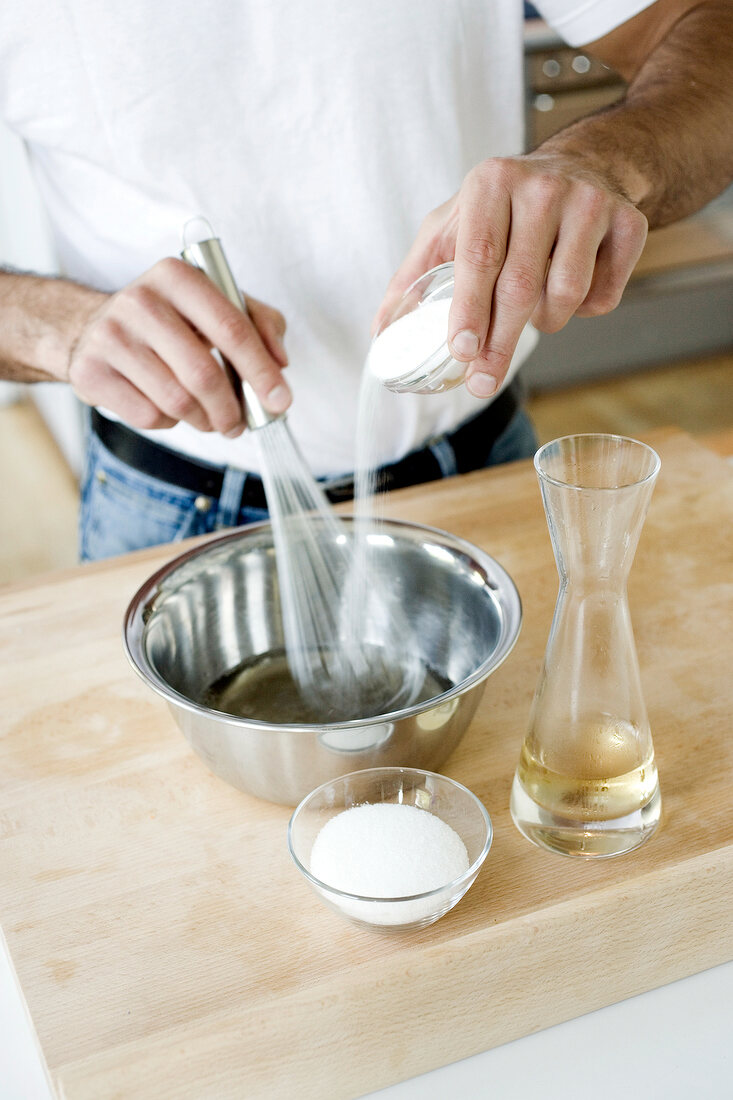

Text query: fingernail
(467, 373), (498, 398)
(224, 423), (245, 438)
(265, 382), (292, 413)
(451, 330), (480, 359)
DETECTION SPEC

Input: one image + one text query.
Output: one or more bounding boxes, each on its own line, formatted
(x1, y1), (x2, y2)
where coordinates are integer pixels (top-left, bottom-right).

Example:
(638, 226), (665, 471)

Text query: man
(0, 0), (731, 559)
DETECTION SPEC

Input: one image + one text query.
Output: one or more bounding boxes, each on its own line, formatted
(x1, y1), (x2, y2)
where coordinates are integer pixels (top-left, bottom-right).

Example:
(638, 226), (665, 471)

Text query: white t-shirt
(0, 0), (656, 476)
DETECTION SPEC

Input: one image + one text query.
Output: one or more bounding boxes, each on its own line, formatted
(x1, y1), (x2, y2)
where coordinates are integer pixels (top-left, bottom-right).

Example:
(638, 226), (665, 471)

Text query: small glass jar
(367, 262), (463, 395)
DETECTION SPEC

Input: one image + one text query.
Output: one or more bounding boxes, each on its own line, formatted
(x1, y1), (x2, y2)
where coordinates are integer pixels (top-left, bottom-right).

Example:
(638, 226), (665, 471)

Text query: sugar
(310, 802), (470, 926)
(367, 297), (453, 383)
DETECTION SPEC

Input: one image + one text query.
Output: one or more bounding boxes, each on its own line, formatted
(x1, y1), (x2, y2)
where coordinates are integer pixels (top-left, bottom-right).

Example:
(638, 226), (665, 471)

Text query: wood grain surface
(1, 428), (731, 1099)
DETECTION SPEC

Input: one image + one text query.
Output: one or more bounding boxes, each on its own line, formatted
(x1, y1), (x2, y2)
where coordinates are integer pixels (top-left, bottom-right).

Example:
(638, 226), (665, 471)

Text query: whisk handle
(181, 234), (281, 431)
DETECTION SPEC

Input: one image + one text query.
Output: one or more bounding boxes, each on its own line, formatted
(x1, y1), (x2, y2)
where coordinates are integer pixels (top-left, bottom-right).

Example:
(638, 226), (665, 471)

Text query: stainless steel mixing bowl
(123, 519), (522, 805)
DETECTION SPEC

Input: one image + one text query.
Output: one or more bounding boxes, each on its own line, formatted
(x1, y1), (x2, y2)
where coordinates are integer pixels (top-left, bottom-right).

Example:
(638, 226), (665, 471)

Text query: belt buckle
(322, 474), (355, 504)
(376, 468), (397, 493)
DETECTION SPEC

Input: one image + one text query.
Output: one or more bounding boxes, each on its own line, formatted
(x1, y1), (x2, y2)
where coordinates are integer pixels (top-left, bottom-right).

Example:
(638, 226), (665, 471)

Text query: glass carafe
(510, 434), (661, 858)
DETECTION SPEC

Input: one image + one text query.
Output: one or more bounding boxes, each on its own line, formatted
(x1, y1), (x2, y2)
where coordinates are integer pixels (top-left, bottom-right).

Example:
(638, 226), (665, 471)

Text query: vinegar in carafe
(511, 734), (661, 857)
(516, 717), (658, 818)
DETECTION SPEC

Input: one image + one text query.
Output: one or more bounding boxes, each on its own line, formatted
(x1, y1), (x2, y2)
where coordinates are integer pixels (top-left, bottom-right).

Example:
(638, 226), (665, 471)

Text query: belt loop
(216, 466), (247, 529)
(428, 436), (459, 478)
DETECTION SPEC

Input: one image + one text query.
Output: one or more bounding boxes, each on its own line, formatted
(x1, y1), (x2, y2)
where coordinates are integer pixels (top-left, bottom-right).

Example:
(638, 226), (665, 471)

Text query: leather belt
(90, 382), (519, 510)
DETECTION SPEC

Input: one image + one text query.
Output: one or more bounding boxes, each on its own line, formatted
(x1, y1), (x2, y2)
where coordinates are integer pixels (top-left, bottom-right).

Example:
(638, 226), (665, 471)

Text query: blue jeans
(78, 408), (538, 562)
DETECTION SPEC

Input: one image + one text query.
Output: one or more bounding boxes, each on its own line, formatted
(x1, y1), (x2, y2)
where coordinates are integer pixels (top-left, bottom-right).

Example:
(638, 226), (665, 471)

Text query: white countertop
(3, 926), (731, 1100)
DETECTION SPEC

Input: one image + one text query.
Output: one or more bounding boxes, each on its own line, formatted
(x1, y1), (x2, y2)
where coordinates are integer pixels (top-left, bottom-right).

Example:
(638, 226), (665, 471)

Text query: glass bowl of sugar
(367, 262), (462, 394)
(288, 766), (492, 932)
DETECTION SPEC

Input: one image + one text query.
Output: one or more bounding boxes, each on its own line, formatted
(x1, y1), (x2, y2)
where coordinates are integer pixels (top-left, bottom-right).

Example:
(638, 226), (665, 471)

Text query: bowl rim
(286, 765), (493, 904)
(122, 516), (522, 731)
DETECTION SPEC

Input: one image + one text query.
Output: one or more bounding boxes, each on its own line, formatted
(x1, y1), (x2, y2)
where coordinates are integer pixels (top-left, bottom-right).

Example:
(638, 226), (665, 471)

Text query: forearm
(538, 1), (733, 227)
(0, 269), (105, 383)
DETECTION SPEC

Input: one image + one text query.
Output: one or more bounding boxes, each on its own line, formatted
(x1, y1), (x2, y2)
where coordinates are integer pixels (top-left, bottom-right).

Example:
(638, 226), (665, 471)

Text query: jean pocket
(79, 435), (213, 561)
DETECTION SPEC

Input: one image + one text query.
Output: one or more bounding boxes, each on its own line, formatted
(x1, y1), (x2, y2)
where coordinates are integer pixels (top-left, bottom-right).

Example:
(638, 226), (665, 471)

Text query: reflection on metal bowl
(123, 518), (522, 805)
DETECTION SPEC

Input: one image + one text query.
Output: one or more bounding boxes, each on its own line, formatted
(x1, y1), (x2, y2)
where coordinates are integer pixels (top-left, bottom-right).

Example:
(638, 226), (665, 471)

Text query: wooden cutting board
(1, 428), (732, 1099)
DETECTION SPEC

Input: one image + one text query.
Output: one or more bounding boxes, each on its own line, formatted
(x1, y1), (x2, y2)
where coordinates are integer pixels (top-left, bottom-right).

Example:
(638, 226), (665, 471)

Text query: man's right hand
(68, 258), (291, 436)
(0, 259), (291, 436)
